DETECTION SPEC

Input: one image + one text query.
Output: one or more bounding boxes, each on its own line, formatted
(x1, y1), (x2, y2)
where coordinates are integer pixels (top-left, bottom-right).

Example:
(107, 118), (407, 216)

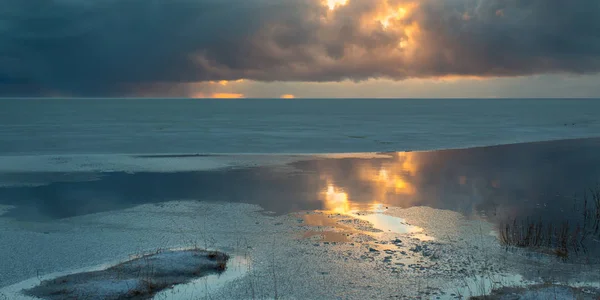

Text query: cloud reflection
(359, 152), (417, 199)
(322, 184), (351, 214)
(304, 138), (600, 226)
(1, 138), (600, 229)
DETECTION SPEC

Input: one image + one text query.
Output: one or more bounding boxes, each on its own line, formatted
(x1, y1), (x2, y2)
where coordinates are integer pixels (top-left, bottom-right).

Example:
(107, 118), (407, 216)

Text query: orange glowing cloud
(13, 0), (599, 98)
(431, 75), (487, 82)
(208, 79), (245, 86)
(376, 6), (409, 29)
(355, 1), (421, 52)
(211, 93), (244, 98)
(325, 0), (348, 10)
(192, 92), (245, 99)
(280, 94), (295, 99)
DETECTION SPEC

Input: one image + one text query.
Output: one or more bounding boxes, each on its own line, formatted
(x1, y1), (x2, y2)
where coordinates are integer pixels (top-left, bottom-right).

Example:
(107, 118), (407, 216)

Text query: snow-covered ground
(22, 249), (230, 300)
(2, 139), (600, 298)
(1, 200), (599, 299)
(0, 153), (387, 174)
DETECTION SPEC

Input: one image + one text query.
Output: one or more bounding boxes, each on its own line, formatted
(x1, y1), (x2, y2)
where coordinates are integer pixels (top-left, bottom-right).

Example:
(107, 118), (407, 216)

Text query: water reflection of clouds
(303, 138), (600, 225)
(0, 138), (599, 227)
(322, 184), (350, 214)
(313, 152), (422, 215)
(318, 182), (426, 236)
(360, 152), (418, 198)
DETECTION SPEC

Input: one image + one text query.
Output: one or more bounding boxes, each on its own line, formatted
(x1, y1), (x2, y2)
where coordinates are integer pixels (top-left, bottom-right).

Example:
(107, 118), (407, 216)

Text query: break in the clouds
(1, 0), (600, 96)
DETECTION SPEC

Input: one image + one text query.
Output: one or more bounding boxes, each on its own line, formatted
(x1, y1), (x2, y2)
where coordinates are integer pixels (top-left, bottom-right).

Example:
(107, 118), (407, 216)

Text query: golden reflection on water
(300, 213), (355, 242)
(322, 184), (351, 214)
(317, 152), (421, 214)
(305, 153), (432, 242)
(295, 139), (600, 248)
(357, 152), (418, 205)
(303, 213), (352, 230)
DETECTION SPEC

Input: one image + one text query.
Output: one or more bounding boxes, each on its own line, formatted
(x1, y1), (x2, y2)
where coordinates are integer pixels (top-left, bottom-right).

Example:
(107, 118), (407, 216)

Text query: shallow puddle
(299, 203), (434, 244)
(351, 211), (423, 234)
(3, 139), (600, 298)
(155, 255), (249, 300)
(301, 213), (353, 230)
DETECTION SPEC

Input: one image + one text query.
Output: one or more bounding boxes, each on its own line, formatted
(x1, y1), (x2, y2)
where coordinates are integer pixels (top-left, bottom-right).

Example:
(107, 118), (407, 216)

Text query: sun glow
(325, 0), (348, 10)
(363, 2), (420, 50)
(371, 2), (417, 28)
(212, 93), (244, 99)
(322, 1), (421, 51)
(208, 79), (245, 86)
(378, 7), (408, 28)
(192, 92), (245, 99)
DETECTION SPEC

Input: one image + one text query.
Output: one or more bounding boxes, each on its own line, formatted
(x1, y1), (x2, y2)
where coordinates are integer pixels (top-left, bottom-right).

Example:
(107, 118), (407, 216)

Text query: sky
(1, 0), (600, 98)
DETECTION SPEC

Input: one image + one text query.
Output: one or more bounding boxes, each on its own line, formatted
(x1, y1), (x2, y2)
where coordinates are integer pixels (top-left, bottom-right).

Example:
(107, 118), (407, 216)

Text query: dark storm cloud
(1, 0), (600, 96)
(0, 0), (296, 95)
(411, 0), (600, 77)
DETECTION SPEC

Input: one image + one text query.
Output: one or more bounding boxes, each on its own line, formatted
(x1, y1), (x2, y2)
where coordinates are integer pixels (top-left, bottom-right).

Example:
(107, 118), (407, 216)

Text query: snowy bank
(24, 249), (229, 300)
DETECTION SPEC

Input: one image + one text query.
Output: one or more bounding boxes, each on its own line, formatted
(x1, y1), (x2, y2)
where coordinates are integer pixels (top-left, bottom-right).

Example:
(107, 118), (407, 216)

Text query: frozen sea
(1, 98), (600, 156)
(1, 98), (600, 299)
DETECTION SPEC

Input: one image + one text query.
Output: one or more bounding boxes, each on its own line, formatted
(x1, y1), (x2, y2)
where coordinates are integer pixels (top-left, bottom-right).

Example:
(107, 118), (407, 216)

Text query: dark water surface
(2, 138), (599, 226)
(2, 98), (600, 155)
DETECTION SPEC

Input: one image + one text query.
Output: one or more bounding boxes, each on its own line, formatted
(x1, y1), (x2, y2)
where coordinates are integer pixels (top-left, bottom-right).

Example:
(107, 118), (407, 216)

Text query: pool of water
(1, 138), (600, 297)
(2, 138), (599, 228)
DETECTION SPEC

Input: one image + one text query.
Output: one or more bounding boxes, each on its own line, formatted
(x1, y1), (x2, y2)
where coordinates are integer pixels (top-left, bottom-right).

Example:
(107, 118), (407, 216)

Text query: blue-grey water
(1, 97), (599, 237)
(1, 98), (600, 155)
(1, 98), (600, 295)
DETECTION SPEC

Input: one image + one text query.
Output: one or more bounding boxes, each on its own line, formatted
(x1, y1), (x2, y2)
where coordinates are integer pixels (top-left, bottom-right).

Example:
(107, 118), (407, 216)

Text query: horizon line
(1, 97), (600, 100)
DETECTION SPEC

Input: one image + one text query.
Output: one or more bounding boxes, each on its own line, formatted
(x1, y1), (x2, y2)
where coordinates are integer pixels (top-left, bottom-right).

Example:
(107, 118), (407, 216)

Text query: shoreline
(0, 137), (598, 175)
(1, 137), (600, 298)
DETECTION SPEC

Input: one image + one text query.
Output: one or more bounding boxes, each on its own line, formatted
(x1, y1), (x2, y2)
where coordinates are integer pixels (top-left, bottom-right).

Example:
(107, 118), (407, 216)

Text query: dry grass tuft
(498, 186), (600, 258)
